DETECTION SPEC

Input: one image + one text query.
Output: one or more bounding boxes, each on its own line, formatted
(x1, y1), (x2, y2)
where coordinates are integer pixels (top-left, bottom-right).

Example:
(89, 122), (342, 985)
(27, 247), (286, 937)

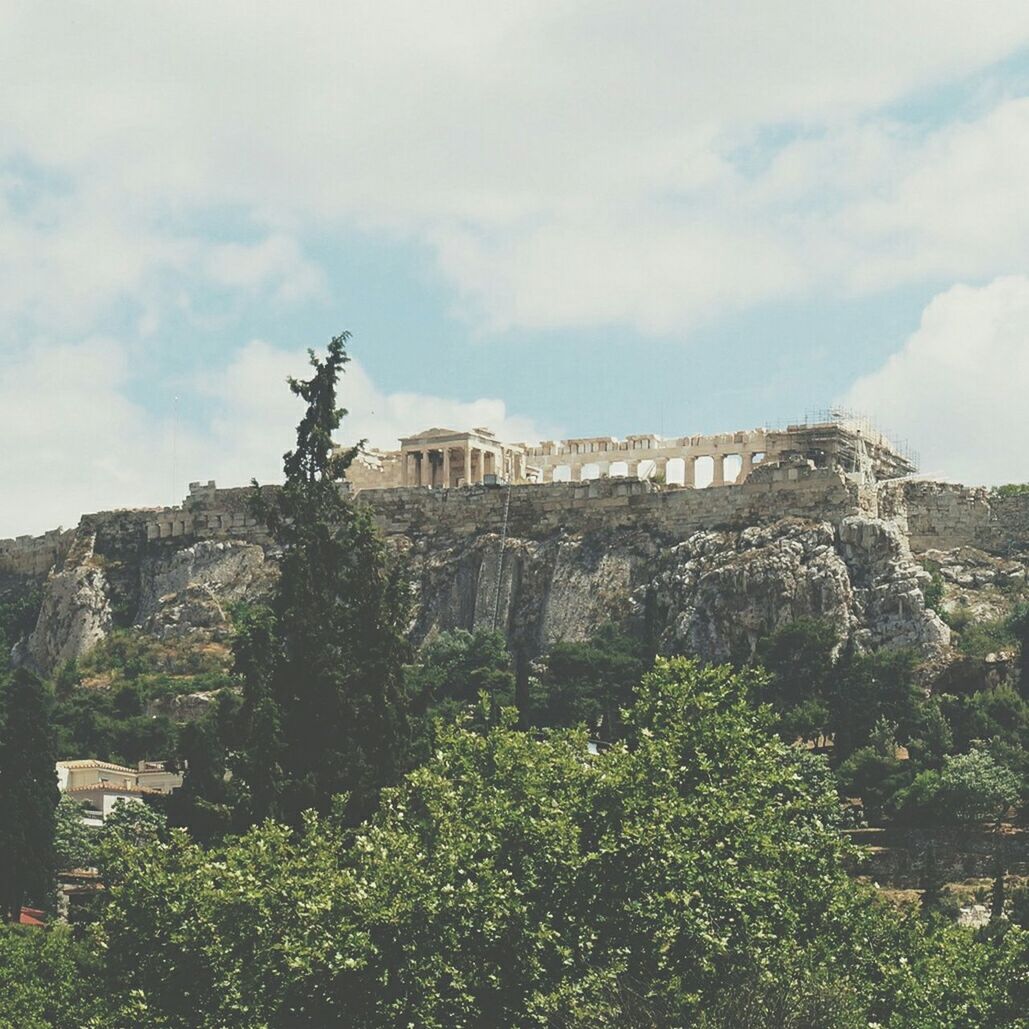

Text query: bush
(935, 747), (1020, 826)
(921, 560), (945, 614)
(837, 745), (912, 822)
(0, 924), (103, 1028)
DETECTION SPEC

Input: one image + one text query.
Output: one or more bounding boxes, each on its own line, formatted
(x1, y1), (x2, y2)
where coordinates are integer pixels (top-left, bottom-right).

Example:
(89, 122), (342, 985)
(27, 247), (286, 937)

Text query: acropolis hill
(2, 414), (1027, 682)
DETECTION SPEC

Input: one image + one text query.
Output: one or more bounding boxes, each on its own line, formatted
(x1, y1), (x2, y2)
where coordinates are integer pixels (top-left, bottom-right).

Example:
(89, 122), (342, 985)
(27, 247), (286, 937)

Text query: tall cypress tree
(235, 333), (412, 827)
(0, 668), (59, 921)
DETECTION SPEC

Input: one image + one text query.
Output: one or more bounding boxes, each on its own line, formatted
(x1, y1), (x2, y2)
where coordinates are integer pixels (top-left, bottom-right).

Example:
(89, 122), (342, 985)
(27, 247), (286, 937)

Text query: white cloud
(842, 276), (1029, 485)
(204, 235), (326, 303)
(195, 340), (552, 483)
(4, 4), (1029, 337)
(0, 338), (550, 537)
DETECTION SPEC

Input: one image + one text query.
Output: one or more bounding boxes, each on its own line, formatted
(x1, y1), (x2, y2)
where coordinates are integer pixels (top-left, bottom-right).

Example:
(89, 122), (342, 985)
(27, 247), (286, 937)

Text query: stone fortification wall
(360, 465), (859, 544)
(84, 465), (859, 556)
(880, 481), (1029, 557)
(0, 528), (74, 580)
(144, 482), (270, 544)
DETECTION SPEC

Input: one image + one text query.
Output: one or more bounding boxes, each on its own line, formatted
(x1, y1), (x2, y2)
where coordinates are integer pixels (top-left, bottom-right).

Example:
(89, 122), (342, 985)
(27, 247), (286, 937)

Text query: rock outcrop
(406, 513), (950, 664)
(5, 468), (1026, 675)
(23, 534), (112, 674)
(136, 540), (274, 641)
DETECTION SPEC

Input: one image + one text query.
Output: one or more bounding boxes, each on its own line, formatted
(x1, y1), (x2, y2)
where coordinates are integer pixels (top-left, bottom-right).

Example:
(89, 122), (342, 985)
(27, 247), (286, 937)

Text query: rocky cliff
(3, 466), (1027, 676)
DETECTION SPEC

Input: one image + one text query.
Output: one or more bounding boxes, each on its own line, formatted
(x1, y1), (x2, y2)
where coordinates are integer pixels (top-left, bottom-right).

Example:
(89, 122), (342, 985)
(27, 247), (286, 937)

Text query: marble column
(740, 452), (754, 483)
(712, 454), (725, 487)
(442, 447), (451, 489)
(684, 456), (696, 488)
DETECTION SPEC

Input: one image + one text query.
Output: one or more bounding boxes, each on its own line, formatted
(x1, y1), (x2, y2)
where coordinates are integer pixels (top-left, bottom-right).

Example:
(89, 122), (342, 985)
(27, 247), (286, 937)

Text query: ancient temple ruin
(345, 414), (916, 491)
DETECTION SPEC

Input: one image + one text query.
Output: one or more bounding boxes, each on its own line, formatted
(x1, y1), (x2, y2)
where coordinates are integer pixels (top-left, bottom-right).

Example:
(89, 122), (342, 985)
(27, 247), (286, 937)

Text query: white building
(56, 759), (182, 824)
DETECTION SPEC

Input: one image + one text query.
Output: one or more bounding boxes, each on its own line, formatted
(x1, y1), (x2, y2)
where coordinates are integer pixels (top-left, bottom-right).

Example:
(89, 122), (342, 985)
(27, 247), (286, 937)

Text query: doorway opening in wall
(694, 455), (714, 488)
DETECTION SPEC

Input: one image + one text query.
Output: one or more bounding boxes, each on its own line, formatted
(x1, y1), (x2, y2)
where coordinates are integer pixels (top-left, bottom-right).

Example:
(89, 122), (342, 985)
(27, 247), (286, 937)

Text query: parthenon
(344, 414), (917, 491)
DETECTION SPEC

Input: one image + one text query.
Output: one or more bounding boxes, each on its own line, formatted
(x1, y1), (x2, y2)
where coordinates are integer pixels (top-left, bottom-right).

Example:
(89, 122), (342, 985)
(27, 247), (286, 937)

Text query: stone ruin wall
(0, 528), (75, 581)
(360, 464), (860, 544)
(5, 471), (1028, 587)
(878, 480), (1029, 557)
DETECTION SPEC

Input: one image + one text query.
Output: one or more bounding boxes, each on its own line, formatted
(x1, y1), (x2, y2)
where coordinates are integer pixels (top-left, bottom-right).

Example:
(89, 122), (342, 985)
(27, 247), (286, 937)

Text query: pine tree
(235, 333), (413, 827)
(0, 669), (59, 921)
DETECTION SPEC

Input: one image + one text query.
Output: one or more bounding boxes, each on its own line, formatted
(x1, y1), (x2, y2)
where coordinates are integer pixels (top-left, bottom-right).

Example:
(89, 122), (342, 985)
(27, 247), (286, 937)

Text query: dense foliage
(529, 622), (649, 739)
(0, 669), (59, 921)
(0, 924), (103, 1028)
(754, 616), (1028, 826)
(0, 584), (42, 666)
(4, 660), (1022, 1027)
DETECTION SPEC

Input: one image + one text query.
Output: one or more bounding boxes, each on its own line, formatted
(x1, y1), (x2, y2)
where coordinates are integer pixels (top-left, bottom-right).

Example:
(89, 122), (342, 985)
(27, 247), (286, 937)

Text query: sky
(3, 2), (1029, 536)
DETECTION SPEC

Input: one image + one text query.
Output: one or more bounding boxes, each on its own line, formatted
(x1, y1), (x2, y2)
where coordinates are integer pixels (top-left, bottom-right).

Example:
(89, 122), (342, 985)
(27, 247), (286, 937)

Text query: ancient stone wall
(0, 528), (74, 580)
(38, 464), (858, 562)
(359, 464), (859, 544)
(879, 481), (1029, 556)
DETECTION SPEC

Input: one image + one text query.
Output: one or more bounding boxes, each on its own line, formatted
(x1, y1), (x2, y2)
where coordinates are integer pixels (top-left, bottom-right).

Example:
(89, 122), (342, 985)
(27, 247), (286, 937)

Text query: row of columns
(542, 452), (759, 485)
(402, 445), (500, 488)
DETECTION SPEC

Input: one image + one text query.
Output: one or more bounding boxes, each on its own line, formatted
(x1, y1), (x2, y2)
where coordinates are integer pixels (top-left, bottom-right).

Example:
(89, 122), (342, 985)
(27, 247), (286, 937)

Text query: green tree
(754, 617), (837, 743)
(906, 695), (954, 773)
(91, 660), (875, 1024)
(829, 648), (923, 760)
(0, 585), (42, 669)
(0, 923), (104, 1028)
(935, 746), (1019, 827)
(53, 794), (94, 871)
(97, 800), (168, 865)
(166, 718), (232, 844)
(406, 628), (515, 746)
(0, 669), (59, 921)
(234, 333), (413, 827)
(917, 844), (947, 916)
(1012, 602), (1029, 699)
(530, 622), (647, 738)
(87, 659), (1029, 1027)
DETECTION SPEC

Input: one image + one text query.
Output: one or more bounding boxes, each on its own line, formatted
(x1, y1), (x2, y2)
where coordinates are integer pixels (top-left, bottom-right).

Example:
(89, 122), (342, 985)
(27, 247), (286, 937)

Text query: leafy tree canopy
(530, 622), (648, 739)
(84, 658), (1026, 1027)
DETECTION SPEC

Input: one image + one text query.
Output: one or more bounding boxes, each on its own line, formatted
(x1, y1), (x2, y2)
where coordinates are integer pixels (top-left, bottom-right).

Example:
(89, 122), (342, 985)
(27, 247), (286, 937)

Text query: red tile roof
(19, 907), (45, 926)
